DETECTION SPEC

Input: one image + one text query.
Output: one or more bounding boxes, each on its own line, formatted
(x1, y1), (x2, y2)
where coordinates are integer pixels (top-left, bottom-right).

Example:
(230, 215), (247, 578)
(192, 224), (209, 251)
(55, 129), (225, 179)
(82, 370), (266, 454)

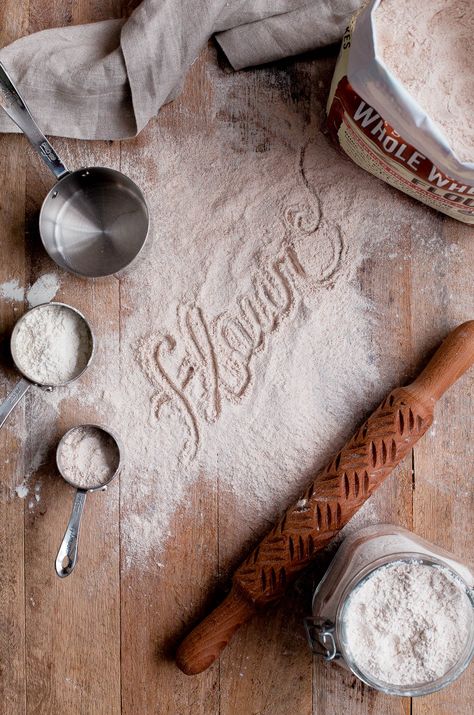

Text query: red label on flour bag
(327, 0), (474, 224)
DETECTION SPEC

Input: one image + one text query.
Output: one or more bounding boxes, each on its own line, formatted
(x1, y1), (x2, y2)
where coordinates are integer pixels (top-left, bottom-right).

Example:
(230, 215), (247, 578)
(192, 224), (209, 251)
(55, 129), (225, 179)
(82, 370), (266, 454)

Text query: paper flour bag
(327, 0), (474, 224)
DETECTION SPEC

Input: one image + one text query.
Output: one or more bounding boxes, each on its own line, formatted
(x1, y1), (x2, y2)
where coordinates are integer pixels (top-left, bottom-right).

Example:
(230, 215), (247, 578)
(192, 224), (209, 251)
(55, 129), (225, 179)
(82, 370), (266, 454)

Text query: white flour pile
(376, 0), (474, 162)
(58, 426), (120, 489)
(13, 304), (92, 385)
(344, 561), (473, 686)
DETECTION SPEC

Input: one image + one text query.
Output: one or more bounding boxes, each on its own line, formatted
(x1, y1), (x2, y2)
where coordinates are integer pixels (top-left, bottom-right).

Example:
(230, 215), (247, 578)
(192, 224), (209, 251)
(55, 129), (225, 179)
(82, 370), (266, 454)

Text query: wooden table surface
(0, 2), (473, 714)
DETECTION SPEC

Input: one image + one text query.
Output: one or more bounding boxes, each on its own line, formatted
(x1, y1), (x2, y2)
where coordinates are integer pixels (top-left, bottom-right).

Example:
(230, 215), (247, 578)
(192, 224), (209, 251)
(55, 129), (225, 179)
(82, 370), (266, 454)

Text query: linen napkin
(0, 0), (361, 140)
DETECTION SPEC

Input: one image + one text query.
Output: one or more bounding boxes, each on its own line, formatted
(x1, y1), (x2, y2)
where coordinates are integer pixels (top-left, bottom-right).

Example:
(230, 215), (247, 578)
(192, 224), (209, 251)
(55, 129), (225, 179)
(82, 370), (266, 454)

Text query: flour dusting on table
(17, 53), (466, 570)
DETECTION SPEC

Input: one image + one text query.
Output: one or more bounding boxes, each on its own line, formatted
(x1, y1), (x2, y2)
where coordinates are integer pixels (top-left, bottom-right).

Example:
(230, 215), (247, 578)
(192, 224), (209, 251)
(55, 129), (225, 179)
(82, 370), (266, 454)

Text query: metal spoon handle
(0, 377), (31, 430)
(0, 62), (68, 180)
(55, 489), (87, 578)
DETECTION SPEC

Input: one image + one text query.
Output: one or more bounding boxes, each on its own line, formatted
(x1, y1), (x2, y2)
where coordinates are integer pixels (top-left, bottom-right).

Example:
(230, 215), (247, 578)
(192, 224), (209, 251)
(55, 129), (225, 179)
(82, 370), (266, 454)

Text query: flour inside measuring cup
(58, 426), (120, 489)
(13, 304), (92, 385)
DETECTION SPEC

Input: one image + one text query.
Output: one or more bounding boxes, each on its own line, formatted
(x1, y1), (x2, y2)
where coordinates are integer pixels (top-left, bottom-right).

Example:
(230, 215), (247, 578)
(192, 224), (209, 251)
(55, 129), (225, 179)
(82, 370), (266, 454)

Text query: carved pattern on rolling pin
(234, 387), (433, 605)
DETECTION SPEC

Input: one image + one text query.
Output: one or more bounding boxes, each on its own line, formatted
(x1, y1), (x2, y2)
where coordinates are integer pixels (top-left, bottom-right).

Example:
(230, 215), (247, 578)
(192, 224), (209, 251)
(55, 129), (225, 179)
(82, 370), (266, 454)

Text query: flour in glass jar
(343, 560), (473, 686)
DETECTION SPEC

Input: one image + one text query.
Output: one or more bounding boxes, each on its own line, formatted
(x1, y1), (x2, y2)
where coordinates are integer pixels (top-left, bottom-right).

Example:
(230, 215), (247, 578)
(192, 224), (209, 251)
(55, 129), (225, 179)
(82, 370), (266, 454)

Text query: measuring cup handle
(0, 377), (31, 430)
(55, 489), (87, 578)
(0, 62), (69, 180)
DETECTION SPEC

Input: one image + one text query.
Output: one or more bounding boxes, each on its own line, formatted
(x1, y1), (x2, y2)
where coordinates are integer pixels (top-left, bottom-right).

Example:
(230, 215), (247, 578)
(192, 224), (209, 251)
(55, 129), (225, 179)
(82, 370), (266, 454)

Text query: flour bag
(327, 0), (474, 224)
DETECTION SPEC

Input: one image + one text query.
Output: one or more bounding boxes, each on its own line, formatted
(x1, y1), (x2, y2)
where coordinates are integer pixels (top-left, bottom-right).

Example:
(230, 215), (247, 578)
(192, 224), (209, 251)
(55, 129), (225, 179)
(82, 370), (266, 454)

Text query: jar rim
(335, 553), (474, 697)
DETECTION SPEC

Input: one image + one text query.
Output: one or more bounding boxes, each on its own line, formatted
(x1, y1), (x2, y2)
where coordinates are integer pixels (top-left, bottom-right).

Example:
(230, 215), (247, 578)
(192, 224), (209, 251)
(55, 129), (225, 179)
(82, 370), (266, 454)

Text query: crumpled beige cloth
(0, 1), (361, 140)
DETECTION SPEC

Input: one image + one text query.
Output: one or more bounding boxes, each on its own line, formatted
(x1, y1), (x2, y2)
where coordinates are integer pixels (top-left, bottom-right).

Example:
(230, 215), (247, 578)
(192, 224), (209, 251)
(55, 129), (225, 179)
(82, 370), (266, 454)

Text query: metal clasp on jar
(304, 617), (340, 661)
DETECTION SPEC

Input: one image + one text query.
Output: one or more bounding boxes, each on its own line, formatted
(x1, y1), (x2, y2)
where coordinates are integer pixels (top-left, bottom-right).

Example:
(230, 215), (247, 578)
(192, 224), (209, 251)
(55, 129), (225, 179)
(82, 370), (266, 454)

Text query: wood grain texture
(23, 135), (122, 713)
(118, 57), (220, 715)
(0, 2), (472, 715)
(0, 4), (28, 714)
(410, 219), (474, 715)
(314, 129), (415, 715)
(18, 3), (121, 715)
(0, 136), (27, 715)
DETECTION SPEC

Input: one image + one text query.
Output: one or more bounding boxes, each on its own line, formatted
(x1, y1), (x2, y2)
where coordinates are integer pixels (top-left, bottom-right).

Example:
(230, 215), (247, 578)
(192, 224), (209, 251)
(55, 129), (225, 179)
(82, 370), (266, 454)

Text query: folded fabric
(0, 0), (361, 140)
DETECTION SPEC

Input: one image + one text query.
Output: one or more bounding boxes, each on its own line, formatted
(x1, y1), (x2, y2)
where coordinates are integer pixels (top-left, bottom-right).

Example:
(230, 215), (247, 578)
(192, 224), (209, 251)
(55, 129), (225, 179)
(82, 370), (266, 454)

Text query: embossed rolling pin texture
(176, 321), (474, 675)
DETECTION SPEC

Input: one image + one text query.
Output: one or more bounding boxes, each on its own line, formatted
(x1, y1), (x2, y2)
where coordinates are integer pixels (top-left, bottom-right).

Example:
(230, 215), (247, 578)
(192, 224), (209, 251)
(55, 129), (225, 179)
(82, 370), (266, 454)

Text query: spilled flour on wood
(16, 52), (467, 571)
(0, 278), (24, 302)
(0, 272), (60, 306)
(26, 273), (61, 307)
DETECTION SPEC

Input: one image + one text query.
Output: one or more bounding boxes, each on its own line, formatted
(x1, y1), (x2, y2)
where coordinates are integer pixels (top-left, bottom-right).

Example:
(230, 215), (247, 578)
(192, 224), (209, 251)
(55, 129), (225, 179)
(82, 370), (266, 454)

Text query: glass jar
(305, 524), (474, 697)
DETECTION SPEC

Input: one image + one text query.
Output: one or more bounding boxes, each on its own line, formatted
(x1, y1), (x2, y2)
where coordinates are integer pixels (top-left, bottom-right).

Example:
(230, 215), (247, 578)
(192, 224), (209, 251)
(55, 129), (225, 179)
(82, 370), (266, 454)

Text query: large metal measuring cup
(0, 62), (149, 278)
(55, 424), (123, 578)
(0, 302), (94, 431)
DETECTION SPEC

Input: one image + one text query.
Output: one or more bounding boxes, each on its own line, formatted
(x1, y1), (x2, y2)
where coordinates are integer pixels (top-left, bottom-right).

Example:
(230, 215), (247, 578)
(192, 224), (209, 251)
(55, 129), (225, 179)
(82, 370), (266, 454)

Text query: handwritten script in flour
(139, 201), (346, 464)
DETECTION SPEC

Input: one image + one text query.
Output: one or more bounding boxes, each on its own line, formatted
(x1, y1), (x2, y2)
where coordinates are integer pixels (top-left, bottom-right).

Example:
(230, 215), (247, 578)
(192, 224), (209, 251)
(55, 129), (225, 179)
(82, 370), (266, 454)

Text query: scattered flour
(13, 304), (92, 385)
(0, 278), (24, 302)
(12, 48), (469, 571)
(344, 560), (473, 686)
(0, 273), (60, 305)
(26, 273), (61, 307)
(58, 425), (120, 489)
(13, 478), (41, 507)
(15, 482), (29, 499)
(376, 0), (474, 162)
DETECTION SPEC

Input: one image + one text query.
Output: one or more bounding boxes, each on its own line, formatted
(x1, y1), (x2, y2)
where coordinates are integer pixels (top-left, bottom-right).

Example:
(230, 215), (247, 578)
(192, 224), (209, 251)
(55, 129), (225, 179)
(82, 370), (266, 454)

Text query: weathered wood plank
(0, 4), (29, 713)
(311, 147), (419, 715)
(22, 141), (122, 715)
(0, 138), (27, 715)
(411, 218), (474, 715)
(20, 3), (122, 714)
(118, 52), (220, 715)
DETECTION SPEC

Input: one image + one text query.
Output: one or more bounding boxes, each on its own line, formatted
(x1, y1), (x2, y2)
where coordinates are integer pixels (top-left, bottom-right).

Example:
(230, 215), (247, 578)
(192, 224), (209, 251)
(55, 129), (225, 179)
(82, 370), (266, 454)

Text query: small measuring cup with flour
(55, 424), (122, 578)
(0, 302), (94, 431)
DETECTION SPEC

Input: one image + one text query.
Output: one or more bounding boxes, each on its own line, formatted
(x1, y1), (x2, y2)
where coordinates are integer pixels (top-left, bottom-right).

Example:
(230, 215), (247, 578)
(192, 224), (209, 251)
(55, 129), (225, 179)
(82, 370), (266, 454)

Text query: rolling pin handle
(176, 588), (256, 675)
(408, 321), (474, 404)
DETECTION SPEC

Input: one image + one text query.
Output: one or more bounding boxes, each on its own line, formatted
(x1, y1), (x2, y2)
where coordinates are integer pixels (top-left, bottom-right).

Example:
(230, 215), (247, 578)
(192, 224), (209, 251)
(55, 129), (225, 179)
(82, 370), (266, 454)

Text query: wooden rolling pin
(176, 321), (474, 675)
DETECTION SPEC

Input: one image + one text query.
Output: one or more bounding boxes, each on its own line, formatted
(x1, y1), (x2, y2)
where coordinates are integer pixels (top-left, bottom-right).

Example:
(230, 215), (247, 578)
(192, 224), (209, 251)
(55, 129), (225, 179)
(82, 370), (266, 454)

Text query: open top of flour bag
(327, 0), (474, 223)
(347, 0), (474, 184)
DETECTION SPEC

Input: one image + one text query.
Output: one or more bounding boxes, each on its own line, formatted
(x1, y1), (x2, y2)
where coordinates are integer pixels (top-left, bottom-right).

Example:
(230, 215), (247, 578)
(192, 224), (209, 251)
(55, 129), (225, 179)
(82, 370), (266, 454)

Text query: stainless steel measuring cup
(55, 424), (122, 578)
(0, 62), (149, 278)
(0, 302), (94, 430)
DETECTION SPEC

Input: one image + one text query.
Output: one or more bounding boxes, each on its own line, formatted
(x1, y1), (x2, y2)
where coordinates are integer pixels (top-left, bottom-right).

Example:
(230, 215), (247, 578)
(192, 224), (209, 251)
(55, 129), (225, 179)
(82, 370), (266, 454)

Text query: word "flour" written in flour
(139, 201), (346, 464)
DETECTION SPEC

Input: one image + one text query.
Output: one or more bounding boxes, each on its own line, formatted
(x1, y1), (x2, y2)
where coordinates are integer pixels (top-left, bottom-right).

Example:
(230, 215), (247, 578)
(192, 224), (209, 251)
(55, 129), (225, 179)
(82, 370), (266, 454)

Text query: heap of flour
(344, 560), (473, 686)
(376, 0), (474, 162)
